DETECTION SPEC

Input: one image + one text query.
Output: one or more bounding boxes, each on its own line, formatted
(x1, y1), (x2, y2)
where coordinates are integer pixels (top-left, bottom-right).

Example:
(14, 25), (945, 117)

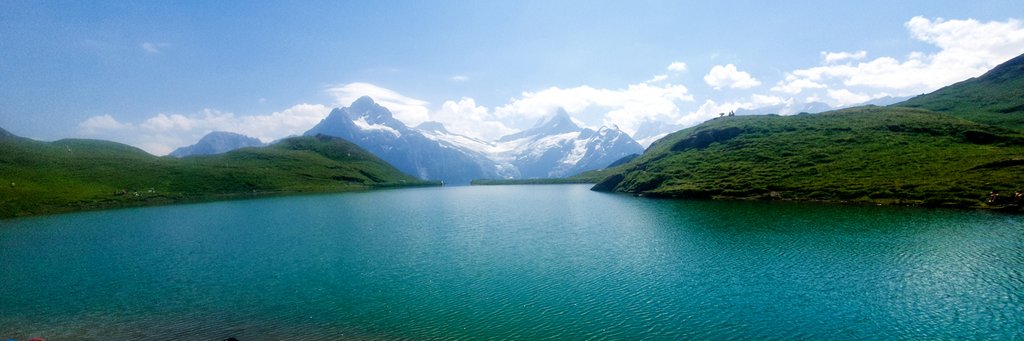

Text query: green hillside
(897, 53), (1024, 131)
(593, 106), (1024, 208)
(0, 133), (433, 218)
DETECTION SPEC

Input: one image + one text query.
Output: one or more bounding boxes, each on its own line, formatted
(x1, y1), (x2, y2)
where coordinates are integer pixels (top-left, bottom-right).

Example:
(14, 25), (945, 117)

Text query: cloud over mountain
(76, 104), (329, 155)
(773, 16), (1024, 101)
(325, 82), (431, 126)
(71, 16), (1024, 158)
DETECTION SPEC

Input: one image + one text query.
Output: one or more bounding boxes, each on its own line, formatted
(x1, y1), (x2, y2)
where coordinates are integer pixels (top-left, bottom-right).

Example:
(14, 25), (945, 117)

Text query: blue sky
(2, 1), (1023, 154)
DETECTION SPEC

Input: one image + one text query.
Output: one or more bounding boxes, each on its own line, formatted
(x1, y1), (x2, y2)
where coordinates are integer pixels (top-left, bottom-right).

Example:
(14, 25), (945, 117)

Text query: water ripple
(1, 186), (1022, 339)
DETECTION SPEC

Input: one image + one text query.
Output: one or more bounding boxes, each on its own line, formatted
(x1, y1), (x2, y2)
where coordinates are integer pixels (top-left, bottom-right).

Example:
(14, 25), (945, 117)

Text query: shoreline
(612, 188), (1022, 213)
(1, 182), (441, 220)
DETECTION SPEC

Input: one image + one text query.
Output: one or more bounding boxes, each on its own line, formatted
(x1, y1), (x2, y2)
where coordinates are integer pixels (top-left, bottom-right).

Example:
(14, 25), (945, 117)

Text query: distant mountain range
(5, 52), (1023, 216)
(731, 96), (912, 118)
(167, 93), (920, 185)
(420, 108), (643, 179)
(303, 97), (499, 184)
(170, 131), (266, 157)
(304, 97), (643, 184)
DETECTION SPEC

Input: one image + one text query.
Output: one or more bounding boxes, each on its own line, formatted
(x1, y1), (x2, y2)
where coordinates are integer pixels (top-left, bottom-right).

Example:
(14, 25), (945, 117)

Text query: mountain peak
(534, 108), (578, 131)
(351, 96), (378, 108)
(349, 96), (384, 115)
(415, 121), (450, 134)
(201, 131), (253, 140)
(345, 96), (402, 126)
(497, 109), (581, 142)
(170, 131), (265, 157)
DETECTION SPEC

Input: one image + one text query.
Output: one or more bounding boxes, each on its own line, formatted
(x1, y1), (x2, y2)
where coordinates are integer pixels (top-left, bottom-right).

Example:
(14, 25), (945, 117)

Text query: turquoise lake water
(1, 185), (1022, 340)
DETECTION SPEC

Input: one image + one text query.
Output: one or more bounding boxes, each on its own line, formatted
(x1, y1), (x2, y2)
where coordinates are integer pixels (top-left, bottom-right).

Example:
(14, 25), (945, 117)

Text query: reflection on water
(1, 185), (1022, 339)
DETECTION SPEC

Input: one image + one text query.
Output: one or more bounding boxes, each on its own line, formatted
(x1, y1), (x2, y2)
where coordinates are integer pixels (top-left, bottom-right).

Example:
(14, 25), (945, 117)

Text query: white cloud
(320, 80), (696, 140)
(777, 16), (1024, 97)
(667, 61), (688, 72)
(704, 64), (762, 90)
(77, 17), (1024, 156)
(325, 82), (430, 126)
(76, 104), (331, 155)
(141, 112), (196, 131)
(822, 50), (867, 64)
(318, 80), (695, 141)
(78, 114), (132, 134)
(750, 94), (790, 107)
(237, 104), (332, 140)
(494, 81), (693, 137)
(771, 77), (827, 94)
(647, 74), (669, 83)
(141, 42), (170, 54)
(679, 100), (736, 126)
(678, 94), (796, 125)
(434, 98), (515, 140)
(826, 89), (872, 107)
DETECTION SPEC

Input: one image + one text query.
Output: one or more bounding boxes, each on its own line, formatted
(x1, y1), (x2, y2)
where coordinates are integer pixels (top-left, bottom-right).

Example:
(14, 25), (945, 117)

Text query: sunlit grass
(0, 134), (434, 217)
(597, 106), (1024, 208)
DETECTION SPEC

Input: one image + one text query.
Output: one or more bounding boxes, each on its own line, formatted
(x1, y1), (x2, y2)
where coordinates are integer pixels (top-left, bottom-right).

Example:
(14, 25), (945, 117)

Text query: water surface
(1, 185), (1022, 339)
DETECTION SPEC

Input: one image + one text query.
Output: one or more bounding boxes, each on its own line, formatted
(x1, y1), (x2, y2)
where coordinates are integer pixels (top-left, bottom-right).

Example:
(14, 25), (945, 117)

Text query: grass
(897, 53), (1024, 131)
(0, 134), (436, 218)
(594, 106), (1024, 209)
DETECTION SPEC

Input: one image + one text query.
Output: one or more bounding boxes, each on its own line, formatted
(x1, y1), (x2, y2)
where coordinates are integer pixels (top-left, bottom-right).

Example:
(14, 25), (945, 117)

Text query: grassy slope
(594, 106), (1024, 208)
(567, 164), (631, 183)
(0, 134), (432, 218)
(897, 53), (1024, 131)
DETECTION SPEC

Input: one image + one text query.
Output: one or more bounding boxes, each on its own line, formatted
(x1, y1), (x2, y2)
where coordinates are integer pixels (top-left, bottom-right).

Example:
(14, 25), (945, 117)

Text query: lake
(1, 185), (1022, 340)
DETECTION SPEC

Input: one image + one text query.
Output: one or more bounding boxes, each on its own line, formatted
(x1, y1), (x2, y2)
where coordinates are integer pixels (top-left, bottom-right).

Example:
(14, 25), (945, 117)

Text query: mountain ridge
(593, 53), (1024, 209)
(498, 109), (580, 142)
(306, 98), (643, 183)
(170, 131), (266, 157)
(593, 106), (1024, 208)
(0, 129), (432, 218)
(304, 99), (496, 184)
(896, 52), (1024, 130)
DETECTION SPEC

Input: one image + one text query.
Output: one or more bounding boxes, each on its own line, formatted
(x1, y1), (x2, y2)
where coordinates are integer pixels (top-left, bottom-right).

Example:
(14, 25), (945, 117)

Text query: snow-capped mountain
(306, 97), (644, 183)
(170, 131), (266, 157)
(304, 96), (498, 184)
(490, 109), (643, 178)
(418, 109), (643, 178)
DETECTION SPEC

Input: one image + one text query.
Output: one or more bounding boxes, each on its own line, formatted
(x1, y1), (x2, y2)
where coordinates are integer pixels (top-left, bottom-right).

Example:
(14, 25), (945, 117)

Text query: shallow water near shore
(2, 185), (1022, 339)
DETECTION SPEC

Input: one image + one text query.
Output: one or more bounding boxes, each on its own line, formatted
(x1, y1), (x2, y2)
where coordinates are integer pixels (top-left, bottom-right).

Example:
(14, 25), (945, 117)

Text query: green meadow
(0, 133), (434, 218)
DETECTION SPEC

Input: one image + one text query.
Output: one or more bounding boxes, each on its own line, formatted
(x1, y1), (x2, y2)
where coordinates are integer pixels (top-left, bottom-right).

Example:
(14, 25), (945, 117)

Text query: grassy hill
(593, 106), (1024, 208)
(0, 133), (434, 218)
(897, 53), (1024, 131)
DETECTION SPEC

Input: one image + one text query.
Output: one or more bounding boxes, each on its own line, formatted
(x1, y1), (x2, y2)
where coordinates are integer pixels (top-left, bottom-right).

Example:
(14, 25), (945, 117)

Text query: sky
(2, 1), (1023, 154)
